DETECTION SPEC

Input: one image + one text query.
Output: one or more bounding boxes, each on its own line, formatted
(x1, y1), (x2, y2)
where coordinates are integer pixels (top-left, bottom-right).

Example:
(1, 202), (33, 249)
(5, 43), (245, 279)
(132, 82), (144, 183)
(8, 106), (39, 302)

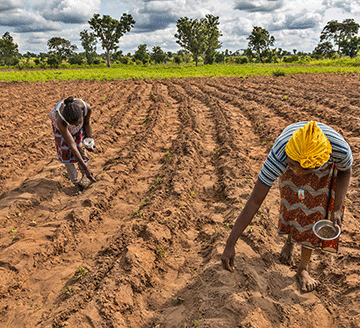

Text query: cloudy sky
(1, 0), (360, 55)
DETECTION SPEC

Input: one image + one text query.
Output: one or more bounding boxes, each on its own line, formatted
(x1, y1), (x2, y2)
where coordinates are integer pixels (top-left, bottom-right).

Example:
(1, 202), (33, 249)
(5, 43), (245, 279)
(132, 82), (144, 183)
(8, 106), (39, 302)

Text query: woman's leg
(65, 163), (79, 185)
(296, 246), (318, 292)
(280, 234), (295, 266)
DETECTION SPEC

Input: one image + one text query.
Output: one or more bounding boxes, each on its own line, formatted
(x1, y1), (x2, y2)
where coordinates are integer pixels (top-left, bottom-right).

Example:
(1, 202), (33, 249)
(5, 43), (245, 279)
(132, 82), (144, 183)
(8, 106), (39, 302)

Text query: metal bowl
(313, 220), (341, 241)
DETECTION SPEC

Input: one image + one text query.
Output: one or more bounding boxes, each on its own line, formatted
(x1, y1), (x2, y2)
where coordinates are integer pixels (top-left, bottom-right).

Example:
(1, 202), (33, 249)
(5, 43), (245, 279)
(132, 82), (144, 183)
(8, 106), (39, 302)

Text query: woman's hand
(85, 166), (96, 182)
(221, 246), (235, 272)
(331, 210), (343, 228)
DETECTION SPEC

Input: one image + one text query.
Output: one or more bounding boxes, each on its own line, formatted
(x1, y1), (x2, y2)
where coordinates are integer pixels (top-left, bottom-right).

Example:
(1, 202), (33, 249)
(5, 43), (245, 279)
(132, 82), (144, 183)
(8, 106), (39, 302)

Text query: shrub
(47, 54), (61, 68)
(68, 55), (84, 65)
(272, 69), (286, 77)
(283, 55), (299, 63)
(173, 55), (182, 64)
(120, 56), (131, 65)
(234, 56), (249, 64)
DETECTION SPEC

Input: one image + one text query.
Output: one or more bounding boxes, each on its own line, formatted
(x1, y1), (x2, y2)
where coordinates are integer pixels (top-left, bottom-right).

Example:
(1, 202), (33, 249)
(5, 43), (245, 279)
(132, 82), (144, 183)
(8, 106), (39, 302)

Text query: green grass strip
(1, 63), (360, 82)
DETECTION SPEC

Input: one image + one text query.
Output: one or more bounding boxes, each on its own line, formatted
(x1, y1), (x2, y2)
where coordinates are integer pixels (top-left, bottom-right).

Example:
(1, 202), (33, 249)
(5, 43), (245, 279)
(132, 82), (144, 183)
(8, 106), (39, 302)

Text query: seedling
(134, 209), (143, 217)
(194, 313), (204, 326)
(75, 266), (88, 280)
(156, 247), (166, 258)
(61, 285), (73, 293)
(105, 124), (112, 128)
(166, 150), (173, 161)
(8, 227), (16, 239)
(141, 197), (149, 207)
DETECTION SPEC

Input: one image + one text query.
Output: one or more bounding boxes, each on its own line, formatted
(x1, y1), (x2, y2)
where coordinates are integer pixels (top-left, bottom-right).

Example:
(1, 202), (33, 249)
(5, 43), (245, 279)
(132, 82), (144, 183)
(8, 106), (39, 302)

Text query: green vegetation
(1, 59), (360, 82)
(88, 13), (135, 67)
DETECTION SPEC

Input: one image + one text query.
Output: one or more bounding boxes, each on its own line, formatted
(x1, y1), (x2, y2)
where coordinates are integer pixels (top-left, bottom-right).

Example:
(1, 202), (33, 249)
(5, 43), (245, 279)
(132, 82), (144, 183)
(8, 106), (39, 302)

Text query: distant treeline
(1, 15), (359, 70)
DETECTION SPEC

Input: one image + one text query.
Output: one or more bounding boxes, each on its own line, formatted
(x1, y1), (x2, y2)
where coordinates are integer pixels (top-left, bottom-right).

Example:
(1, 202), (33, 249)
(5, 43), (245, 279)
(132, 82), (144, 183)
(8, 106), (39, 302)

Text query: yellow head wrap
(285, 121), (332, 168)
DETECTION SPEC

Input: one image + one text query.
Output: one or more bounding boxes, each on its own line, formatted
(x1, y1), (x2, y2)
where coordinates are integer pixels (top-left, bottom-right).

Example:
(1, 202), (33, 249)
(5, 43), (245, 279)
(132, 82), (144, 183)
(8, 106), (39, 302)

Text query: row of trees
(1, 14), (360, 68)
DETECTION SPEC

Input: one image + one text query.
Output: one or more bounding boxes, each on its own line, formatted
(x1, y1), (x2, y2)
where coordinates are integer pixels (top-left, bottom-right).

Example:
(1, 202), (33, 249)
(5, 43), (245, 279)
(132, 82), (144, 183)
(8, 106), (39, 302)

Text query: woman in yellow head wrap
(285, 121), (332, 169)
(221, 121), (352, 293)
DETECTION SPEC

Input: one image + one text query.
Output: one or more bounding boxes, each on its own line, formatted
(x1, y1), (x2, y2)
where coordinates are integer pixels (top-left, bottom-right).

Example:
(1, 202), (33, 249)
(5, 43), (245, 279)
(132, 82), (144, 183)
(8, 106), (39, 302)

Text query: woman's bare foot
(296, 269), (318, 292)
(280, 238), (295, 266)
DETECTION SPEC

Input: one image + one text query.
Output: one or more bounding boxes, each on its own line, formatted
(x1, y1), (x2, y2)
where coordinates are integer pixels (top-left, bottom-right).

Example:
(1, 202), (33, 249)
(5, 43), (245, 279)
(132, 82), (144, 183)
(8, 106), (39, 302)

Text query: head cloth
(285, 121), (332, 168)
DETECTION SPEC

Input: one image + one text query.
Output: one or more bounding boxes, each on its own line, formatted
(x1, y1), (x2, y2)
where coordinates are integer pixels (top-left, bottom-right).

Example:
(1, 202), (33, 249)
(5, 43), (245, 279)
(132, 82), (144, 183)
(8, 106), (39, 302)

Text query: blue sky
(0, 0), (359, 55)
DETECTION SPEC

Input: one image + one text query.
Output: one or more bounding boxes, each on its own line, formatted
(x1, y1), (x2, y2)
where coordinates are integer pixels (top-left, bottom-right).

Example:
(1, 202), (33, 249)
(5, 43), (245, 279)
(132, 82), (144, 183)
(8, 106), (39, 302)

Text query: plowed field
(0, 73), (360, 328)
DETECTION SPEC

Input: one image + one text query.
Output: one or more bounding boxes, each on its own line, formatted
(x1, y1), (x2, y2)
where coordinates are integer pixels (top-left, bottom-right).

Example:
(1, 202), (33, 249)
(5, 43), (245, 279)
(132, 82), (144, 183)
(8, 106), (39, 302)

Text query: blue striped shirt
(258, 122), (353, 187)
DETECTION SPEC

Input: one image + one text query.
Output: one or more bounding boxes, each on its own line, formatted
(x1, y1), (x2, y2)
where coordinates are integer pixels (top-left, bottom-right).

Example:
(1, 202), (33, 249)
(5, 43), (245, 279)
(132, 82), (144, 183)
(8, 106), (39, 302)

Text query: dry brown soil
(0, 73), (360, 328)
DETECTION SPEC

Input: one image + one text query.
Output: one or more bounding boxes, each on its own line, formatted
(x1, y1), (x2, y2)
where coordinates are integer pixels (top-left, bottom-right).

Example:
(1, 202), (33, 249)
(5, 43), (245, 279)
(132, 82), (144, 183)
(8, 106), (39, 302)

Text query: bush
(68, 55), (84, 65)
(173, 55), (182, 64)
(234, 56), (249, 64)
(10, 57), (20, 66)
(120, 56), (131, 65)
(47, 54), (61, 68)
(282, 55), (299, 63)
(272, 69), (286, 77)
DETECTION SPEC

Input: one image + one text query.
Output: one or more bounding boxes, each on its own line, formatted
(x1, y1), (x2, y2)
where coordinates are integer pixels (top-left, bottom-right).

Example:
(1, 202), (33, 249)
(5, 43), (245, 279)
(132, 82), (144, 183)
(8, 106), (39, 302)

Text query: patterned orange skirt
(278, 162), (343, 253)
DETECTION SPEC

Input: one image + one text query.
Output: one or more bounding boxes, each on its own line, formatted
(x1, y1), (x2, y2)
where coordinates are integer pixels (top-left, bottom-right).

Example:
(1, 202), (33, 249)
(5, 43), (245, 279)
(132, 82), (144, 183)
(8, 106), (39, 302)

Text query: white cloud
(234, 0), (285, 12)
(34, 0), (101, 24)
(323, 0), (360, 14)
(0, 0), (23, 11)
(269, 12), (322, 31)
(0, 8), (61, 32)
(0, 0), (357, 55)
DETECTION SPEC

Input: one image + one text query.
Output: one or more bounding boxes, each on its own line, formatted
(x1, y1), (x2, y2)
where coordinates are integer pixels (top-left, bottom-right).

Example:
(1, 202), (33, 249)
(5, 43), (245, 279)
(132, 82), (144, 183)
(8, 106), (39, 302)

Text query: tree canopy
(47, 37), (77, 60)
(88, 13), (135, 67)
(151, 46), (166, 64)
(80, 30), (97, 65)
(175, 15), (222, 66)
(202, 15), (222, 64)
(320, 19), (360, 56)
(175, 17), (205, 67)
(134, 44), (150, 64)
(0, 32), (19, 68)
(247, 26), (275, 63)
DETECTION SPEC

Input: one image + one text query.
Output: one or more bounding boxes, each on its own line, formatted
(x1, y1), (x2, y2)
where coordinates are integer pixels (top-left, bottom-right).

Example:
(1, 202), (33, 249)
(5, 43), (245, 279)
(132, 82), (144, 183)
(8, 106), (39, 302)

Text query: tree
(68, 54), (84, 65)
(134, 44), (150, 64)
(0, 32), (19, 68)
(47, 37), (77, 61)
(80, 30), (97, 65)
(247, 26), (275, 63)
(47, 54), (61, 68)
(313, 41), (336, 59)
(320, 19), (360, 56)
(175, 17), (205, 67)
(214, 51), (225, 63)
(202, 15), (222, 64)
(339, 36), (360, 58)
(151, 46), (166, 64)
(88, 13), (135, 67)
(111, 50), (123, 62)
(175, 15), (222, 66)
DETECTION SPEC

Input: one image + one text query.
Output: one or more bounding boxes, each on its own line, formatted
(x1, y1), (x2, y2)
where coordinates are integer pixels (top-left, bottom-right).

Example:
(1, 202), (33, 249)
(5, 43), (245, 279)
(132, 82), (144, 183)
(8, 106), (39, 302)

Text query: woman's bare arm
(221, 179), (271, 271)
